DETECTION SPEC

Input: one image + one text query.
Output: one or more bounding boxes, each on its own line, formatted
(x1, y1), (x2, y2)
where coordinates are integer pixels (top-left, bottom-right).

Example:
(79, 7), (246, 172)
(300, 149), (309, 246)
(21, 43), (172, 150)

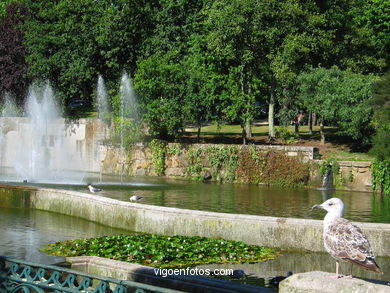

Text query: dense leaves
(298, 66), (377, 145)
(0, 0), (388, 142)
(0, 3), (29, 104)
(43, 234), (279, 267)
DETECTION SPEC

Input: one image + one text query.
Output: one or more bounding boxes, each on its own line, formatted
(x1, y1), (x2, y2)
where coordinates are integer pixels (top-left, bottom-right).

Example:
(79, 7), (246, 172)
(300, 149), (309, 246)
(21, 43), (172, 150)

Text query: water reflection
(5, 178), (390, 223)
(0, 207), (132, 264)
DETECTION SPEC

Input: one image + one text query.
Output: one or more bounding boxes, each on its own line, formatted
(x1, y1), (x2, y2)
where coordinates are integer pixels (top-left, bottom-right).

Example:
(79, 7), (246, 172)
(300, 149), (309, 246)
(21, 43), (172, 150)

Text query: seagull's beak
(311, 204), (322, 210)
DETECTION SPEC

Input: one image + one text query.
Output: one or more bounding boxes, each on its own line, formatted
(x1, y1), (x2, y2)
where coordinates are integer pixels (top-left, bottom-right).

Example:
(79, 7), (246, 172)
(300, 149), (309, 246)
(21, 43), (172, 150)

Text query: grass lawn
(184, 123), (373, 162)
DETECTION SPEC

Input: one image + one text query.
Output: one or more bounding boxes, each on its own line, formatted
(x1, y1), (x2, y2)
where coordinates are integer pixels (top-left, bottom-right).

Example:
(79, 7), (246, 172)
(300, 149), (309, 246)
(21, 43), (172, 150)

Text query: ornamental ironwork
(0, 257), (181, 293)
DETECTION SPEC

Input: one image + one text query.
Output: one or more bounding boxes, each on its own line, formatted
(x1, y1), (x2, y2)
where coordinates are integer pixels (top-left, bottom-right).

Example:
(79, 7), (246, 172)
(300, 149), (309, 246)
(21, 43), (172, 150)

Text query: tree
(0, 2), (29, 105)
(20, 0), (154, 112)
(134, 51), (186, 139)
(205, 0), (271, 142)
(298, 66), (377, 145)
(369, 72), (390, 160)
(181, 36), (216, 141)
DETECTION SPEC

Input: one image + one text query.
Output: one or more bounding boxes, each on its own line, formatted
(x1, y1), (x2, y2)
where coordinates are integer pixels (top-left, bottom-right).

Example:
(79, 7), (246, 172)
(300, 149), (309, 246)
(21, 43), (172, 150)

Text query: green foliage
(134, 51), (186, 139)
(275, 127), (299, 144)
(185, 145), (239, 181)
(298, 66), (378, 145)
(149, 139), (166, 176)
(43, 234), (279, 267)
(319, 158), (344, 188)
(0, 2), (29, 104)
(319, 158), (340, 177)
(369, 72), (390, 160)
(371, 159), (390, 195)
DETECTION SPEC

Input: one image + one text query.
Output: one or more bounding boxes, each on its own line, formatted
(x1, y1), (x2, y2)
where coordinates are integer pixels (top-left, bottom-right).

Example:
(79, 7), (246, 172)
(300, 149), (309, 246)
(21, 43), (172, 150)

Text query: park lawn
(184, 123), (373, 162)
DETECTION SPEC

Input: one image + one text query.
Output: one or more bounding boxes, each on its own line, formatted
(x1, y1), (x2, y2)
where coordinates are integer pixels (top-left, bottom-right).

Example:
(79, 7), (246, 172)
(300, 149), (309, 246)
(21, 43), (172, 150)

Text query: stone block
(280, 271), (390, 293)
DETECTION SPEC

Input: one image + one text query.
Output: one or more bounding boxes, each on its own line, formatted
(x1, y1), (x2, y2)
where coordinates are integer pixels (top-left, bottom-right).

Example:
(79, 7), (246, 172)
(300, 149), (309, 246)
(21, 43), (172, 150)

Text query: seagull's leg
(329, 261), (342, 279)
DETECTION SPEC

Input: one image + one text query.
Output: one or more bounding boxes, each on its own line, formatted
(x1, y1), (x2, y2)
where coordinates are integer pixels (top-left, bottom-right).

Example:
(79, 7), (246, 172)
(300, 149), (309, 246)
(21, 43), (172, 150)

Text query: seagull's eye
(328, 202), (334, 206)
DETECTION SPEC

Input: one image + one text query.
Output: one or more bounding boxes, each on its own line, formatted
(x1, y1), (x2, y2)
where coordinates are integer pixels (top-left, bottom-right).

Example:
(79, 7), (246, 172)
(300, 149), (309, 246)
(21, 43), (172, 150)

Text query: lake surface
(1, 178), (390, 286)
(18, 176), (390, 224)
(0, 206), (131, 264)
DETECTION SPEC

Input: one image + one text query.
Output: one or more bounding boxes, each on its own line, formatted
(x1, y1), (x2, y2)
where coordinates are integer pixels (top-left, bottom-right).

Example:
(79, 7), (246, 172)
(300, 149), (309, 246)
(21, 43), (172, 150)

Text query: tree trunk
(308, 112), (313, 135)
(196, 121), (201, 143)
(241, 124), (247, 145)
(245, 114), (252, 138)
(268, 76), (276, 139)
(320, 120), (325, 145)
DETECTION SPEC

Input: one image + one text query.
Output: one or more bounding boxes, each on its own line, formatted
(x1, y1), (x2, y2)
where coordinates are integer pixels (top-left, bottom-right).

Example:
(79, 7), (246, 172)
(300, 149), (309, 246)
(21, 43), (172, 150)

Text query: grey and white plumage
(129, 195), (142, 201)
(88, 184), (101, 193)
(312, 197), (383, 278)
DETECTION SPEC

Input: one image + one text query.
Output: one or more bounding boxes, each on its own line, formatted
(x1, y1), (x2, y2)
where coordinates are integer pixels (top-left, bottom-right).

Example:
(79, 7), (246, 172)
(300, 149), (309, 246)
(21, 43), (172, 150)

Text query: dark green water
(30, 177), (390, 224)
(0, 206), (131, 264)
(1, 178), (390, 286)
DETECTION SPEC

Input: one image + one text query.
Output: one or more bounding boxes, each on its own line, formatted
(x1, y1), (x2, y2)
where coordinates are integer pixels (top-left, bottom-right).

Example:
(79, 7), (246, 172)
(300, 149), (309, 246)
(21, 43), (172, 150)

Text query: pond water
(1, 178), (390, 288)
(15, 176), (390, 224)
(0, 206), (131, 264)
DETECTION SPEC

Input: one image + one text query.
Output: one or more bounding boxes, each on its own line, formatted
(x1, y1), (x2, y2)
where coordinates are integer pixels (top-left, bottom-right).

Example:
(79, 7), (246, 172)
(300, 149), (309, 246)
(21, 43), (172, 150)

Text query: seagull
(129, 195), (142, 201)
(312, 197), (383, 278)
(88, 184), (101, 193)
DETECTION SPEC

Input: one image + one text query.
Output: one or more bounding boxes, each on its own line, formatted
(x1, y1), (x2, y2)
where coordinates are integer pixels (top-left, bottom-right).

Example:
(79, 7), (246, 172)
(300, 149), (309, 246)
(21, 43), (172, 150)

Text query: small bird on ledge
(88, 184), (102, 193)
(129, 195), (142, 201)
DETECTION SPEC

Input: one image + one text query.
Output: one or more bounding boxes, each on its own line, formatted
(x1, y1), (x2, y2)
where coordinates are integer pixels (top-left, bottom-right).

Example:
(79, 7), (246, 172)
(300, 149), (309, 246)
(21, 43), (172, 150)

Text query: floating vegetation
(43, 234), (279, 267)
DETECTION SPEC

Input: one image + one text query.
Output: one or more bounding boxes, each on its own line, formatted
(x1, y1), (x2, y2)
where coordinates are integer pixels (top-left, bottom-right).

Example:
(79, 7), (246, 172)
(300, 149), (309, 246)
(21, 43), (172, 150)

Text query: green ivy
(371, 159), (390, 195)
(185, 147), (206, 180)
(42, 234), (279, 268)
(149, 139), (166, 176)
(166, 143), (183, 156)
(319, 158), (343, 188)
(185, 145), (239, 181)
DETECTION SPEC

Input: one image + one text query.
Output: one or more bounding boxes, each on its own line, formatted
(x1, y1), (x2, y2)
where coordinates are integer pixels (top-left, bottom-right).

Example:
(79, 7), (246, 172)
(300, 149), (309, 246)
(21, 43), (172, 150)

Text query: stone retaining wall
(101, 143), (373, 192)
(24, 187), (390, 257)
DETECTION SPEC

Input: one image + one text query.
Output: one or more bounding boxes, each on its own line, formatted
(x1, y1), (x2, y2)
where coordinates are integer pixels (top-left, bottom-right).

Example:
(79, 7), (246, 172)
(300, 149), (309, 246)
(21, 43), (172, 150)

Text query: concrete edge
(279, 271), (390, 293)
(3, 184), (390, 256)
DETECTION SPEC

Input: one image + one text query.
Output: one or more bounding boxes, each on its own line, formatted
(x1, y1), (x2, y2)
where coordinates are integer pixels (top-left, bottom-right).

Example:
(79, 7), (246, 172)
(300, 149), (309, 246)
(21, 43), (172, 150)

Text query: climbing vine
(185, 145), (239, 181)
(371, 159), (390, 195)
(149, 139), (166, 176)
(319, 158), (344, 188)
(147, 142), (311, 187)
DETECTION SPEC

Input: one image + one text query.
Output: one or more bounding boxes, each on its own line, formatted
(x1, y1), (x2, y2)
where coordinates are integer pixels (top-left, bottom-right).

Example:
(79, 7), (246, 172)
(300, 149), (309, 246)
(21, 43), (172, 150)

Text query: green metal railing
(0, 257), (183, 293)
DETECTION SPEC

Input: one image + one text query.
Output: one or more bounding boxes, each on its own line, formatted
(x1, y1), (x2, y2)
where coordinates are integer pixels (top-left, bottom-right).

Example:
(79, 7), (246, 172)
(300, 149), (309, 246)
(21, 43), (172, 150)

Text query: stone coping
(3, 184), (390, 256)
(279, 271), (390, 293)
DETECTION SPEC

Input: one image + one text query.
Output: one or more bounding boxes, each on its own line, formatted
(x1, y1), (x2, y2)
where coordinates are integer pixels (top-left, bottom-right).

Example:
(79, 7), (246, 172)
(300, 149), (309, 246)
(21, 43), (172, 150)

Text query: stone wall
(24, 186), (390, 257)
(101, 143), (373, 192)
(310, 160), (373, 192)
(102, 143), (318, 178)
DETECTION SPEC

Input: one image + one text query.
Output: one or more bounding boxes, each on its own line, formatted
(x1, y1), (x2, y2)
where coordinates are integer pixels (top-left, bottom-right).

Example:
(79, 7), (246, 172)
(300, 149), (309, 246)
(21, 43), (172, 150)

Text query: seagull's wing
(325, 218), (382, 273)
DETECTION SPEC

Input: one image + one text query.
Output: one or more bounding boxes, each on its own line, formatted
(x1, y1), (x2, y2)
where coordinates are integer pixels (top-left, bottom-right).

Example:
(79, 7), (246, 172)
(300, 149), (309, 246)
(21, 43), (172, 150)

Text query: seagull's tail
(352, 258), (383, 274)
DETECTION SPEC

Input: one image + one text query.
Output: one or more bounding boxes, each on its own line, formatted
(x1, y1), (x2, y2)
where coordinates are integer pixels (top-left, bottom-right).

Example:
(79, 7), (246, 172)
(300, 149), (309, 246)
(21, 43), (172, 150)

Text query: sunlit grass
(186, 124), (323, 136)
(324, 150), (373, 162)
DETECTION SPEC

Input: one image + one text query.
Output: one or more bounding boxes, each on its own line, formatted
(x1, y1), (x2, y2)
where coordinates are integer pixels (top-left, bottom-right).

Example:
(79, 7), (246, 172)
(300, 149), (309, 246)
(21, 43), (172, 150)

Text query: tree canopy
(0, 0), (388, 142)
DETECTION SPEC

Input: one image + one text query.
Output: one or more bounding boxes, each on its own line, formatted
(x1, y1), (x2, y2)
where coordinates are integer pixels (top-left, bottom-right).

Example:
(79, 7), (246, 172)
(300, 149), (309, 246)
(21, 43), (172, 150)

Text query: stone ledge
(280, 271), (390, 293)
